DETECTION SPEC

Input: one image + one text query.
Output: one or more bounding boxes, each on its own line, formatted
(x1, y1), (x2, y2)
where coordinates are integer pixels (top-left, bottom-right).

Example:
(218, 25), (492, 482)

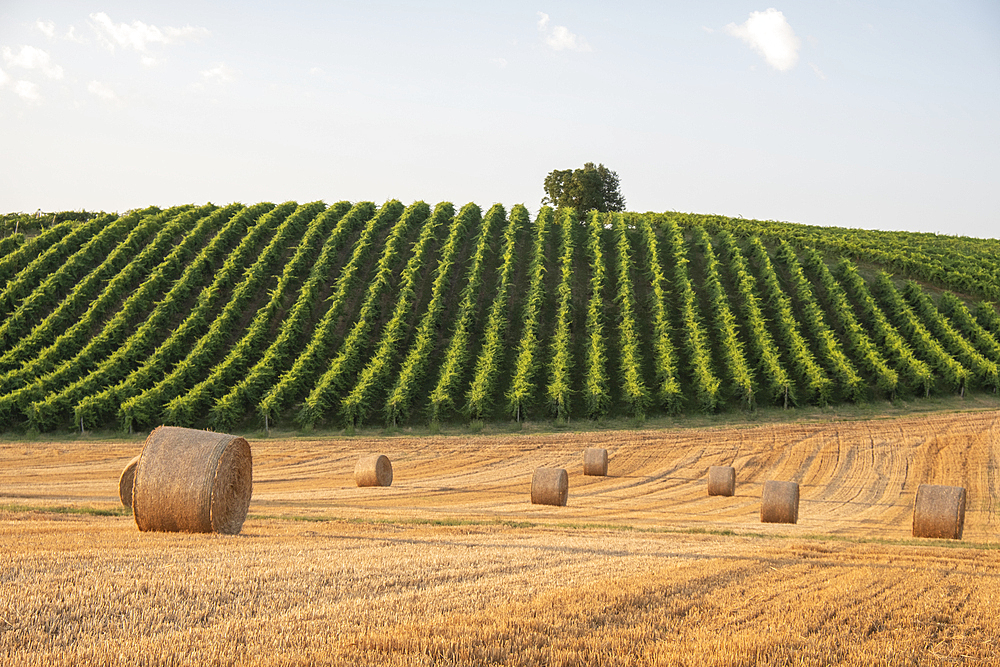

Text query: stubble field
(2, 409), (1000, 665)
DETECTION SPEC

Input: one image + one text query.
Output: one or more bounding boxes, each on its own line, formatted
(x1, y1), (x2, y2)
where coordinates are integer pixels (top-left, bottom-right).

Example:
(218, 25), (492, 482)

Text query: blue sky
(1, 1), (997, 238)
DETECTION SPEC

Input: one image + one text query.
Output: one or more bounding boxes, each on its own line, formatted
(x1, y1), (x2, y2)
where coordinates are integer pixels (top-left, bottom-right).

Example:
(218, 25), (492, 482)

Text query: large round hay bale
(707, 465), (736, 497)
(760, 480), (799, 524)
(531, 467), (568, 506)
(132, 426), (252, 535)
(583, 448), (608, 476)
(118, 455), (140, 509)
(355, 454), (393, 487)
(912, 484), (966, 539)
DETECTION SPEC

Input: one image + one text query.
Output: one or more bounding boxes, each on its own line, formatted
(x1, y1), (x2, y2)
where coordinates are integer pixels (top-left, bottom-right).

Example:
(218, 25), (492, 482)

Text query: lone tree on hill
(541, 162), (626, 213)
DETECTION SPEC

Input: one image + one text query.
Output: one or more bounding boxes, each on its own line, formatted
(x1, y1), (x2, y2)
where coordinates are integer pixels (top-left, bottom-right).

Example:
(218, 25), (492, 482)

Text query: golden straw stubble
(118, 455), (140, 509)
(132, 426), (253, 534)
(760, 480), (799, 524)
(912, 483), (966, 539)
(355, 454), (393, 487)
(583, 448), (608, 476)
(531, 467), (568, 506)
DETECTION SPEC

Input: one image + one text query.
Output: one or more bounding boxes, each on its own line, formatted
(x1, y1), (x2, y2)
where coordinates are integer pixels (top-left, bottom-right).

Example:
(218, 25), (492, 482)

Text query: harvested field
(2, 410), (1000, 664)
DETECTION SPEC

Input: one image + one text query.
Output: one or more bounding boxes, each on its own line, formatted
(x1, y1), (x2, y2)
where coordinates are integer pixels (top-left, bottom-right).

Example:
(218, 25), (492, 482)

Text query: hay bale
(583, 448), (608, 476)
(760, 480), (799, 524)
(531, 467), (568, 506)
(707, 465), (736, 497)
(912, 484), (966, 539)
(118, 455), (140, 509)
(355, 454), (393, 487)
(132, 426), (252, 535)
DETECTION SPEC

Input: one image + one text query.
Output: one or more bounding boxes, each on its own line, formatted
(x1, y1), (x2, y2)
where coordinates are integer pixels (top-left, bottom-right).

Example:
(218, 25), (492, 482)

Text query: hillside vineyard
(1, 202), (999, 433)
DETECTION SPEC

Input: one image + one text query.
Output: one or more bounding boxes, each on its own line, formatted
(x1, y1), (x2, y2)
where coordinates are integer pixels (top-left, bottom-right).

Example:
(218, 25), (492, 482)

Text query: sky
(1, 1), (998, 238)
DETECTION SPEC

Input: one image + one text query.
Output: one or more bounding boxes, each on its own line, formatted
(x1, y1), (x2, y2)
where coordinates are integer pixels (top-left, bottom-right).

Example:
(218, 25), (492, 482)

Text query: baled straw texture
(118, 455), (140, 509)
(707, 465), (736, 497)
(912, 484), (966, 539)
(132, 426), (252, 535)
(760, 480), (799, 524)
(355, 454), (393, 487)
(583, 448), (608, 476)
(531, 467), (569, 506)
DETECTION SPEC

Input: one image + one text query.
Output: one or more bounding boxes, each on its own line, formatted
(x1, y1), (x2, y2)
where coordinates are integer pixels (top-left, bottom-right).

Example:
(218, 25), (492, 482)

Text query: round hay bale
(355, 454), (393, 487)
(760, 480), (799, 524)
(707, 465), (736, 497)
(118, 455), (141, 509)
(583, 448), (608, 476)
(531, 467), (568, 506)
(132, 426), (252, 535)
(912, 484), (966, 540)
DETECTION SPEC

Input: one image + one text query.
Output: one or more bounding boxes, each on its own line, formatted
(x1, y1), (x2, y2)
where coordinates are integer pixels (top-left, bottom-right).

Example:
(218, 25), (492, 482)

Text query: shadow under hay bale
(760, 480), (799, 524)
(355, 454), (393, 487)
(132, 426), (252, 535)
(531, 467), (568, 506)
(118, 455), (140, 509)
(583, 448), (608, 476)
(707, 465), (736, 497)
(912, 484), (966, 539)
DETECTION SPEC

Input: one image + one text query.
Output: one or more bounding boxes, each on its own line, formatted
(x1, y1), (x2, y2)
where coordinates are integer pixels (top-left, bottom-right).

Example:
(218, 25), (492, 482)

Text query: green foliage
(775, 240), (864, 401)
(546, 208), (578, 420)
(637, 217), (682, 411)
(802, 248), (899, 398)
(664, 219), (720, 412)
(541, 163), (625, 213)
(613, 214), (650, 417)
(748, 237), (833, 405)
(383, 203), (478, 426)
(429, 204), (504, 421)
(3, 201), (1000, 433)
(331, 202), (453, 428)
(466, 205), (526, 419)
(506, 206), (553, 422)
(717, 231), (792, 407)
(872, 272), (969, 394)
(259, 201), (423, 427)
(835, 260), (934, 395)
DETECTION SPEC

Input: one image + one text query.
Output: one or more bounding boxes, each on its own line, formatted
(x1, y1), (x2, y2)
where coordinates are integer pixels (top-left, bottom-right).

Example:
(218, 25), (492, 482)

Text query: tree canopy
(541, 162), (625, 213)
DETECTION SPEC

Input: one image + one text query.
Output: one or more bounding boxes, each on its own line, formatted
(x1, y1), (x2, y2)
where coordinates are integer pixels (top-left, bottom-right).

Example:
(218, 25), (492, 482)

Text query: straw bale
(912, 484), (966, 539)
(132, 426), (253, 534)
(355, 454), (393, 487)
(583, 448), (608, 476)
(118, 455), (140, 509)
(760, 480), (799, 524)
(707, 465), (736, 497)
(531, 467), (568, 506)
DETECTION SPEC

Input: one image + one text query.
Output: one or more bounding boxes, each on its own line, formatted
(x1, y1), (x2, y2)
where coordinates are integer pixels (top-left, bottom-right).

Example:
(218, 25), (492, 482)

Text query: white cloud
(490, 57), (507, 69)
(725, 8), (801, 71)
(37, 20), (56, 38)
(0, 66), (8, 87)
(65, 26), (86, 44)
(537, 12), (591, 52)
(309, 66), (324, 76)
(141, 55), (160, 67)
(89, 12), (209, 52)
(201, 62), (237, 83)
(14, 80), (40, 101)
(2, 45), (64, 79)
(88, 80), (119, 102)
(809, 62), (826, 80)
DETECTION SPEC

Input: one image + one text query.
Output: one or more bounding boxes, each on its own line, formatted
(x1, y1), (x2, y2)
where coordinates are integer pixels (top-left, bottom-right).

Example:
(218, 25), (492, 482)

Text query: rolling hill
(1, 202), (998, 434)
